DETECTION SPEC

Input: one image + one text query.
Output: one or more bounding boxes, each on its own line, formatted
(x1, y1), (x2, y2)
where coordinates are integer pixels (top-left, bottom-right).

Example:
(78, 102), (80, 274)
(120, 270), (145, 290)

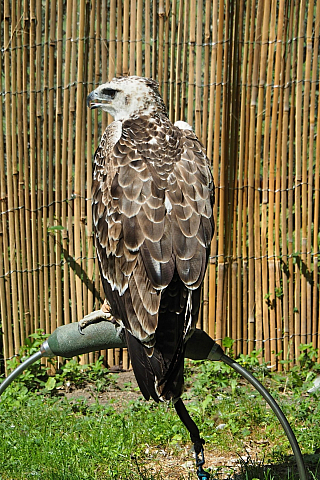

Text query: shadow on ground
(218, 453), (320, 480)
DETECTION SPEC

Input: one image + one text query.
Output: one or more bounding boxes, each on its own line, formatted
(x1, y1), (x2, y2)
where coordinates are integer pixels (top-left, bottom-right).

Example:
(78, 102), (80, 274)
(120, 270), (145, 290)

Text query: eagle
(83, 76), (214, 472)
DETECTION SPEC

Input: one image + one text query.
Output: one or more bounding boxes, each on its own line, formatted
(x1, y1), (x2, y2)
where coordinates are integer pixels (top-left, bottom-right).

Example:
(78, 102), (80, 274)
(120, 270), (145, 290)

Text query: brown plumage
(87, 76), (214, 403)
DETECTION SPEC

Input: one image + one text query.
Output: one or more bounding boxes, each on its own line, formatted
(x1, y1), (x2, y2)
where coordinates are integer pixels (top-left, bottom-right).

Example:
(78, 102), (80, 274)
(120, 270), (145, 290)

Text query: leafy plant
(2, 332), (113, 398)
(298, 343), (319, 371)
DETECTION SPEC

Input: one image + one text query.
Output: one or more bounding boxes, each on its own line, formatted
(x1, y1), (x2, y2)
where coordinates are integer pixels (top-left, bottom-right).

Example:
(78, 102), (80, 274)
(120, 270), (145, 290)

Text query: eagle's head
(87, 76), (168, 121)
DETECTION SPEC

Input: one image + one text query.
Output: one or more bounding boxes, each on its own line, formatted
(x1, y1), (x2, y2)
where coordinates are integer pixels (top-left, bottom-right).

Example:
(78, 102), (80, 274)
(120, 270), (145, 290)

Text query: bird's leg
(78, 299), (115, 335)
(173, 398), (210, 479)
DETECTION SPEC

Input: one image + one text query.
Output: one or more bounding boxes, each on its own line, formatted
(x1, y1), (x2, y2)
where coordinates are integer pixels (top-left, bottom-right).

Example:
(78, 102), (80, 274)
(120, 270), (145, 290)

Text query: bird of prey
(83, 76), (214, 475)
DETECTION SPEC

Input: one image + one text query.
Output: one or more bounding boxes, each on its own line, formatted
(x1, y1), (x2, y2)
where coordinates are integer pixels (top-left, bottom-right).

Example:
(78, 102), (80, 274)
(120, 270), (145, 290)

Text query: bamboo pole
(4, 0), (20, 353)
(194, 0), (203, 140)
(94, 0), (101, 159)
(236, 0), (251, 356)
(274, 76), (284, 369)
(67, 0), (78, 330)
(287, 3), (299, 364)
(67, 1), (78, 332)
(206, 0), (218, 162)
(130, 0), (137, 76)
(55, 0), (63, 329)
(42, 0), (50, 336)
(136, 0), (143, 76)
(61, 0), (73, 328)
(162, 1), (170, 106)
(48, 0), (57, 335)
(221, 0), (231, 343)
(145, 0), (151, 78)
(240, 0), (256, 356)
(158, 0), (165, 90)
(29, 0), (38, 335)
(296, 0), (314, 343)
(295, 0), (306, 357)
(187, 0), (195, 126)
(312, 2), (320, 353)
(35, 0), (44, 335)
(303, 0), (314, 345)
(15, 0), (29, 341)
(168, 0), (177, 122)
(207, 0), (218, 341)
(0, 3), (5, 353)
(201, 0), (211, 148)
(11, 0), (25, 345)
(270, 0), (285, 366)
(123, 0), (129, 75)
(201, 0), (212, 334)
(315, 153), (320, 354)
(257, 0), (271, 359)
(229, 0), (242, 348)
(101, 0), (107, 130)
(222, 0), (232, 343)
(173, 0), (184, 123)
(214, 0), (226, 344)
(152, 0), (157, 80)
(281, 0), (295, 367)
(11, 2), (21, 345)
(263, 0), (277, 367)
(116, 0), (122, 76)
(179, 0), (189, 120)
(248, 0), (264, 354)
(0, 0), (14, 367)
(109, 0), (116, 79)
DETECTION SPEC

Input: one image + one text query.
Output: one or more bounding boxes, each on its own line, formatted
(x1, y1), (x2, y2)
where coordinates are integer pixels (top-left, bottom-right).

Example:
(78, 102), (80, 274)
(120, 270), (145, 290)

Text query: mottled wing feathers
(169, 126), (214, 289)
(92, 114), (214, 400)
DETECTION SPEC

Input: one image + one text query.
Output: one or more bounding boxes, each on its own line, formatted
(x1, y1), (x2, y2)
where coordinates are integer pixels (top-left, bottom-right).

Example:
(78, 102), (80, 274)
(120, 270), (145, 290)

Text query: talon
(78, 323), (85, 335)
(77, 306), (114, 335)
(101, 299), (111, 314)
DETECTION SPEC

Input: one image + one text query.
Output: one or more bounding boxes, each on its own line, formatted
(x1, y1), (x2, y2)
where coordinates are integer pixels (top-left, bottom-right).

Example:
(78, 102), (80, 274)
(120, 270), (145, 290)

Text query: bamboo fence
(1, 0), (320, 373)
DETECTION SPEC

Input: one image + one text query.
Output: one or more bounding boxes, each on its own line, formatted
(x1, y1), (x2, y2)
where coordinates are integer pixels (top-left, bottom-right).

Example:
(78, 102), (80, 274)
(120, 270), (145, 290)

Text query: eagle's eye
(101, 88), (117, 99)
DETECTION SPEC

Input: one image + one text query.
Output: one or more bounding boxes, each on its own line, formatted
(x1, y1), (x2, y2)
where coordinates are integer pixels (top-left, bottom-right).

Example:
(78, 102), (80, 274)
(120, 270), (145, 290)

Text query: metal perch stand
(0, 320), (308, 480)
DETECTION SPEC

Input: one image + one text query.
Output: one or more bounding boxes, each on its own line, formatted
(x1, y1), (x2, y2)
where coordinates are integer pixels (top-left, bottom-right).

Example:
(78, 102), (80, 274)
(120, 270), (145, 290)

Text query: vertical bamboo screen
(1, 0), (320, 373)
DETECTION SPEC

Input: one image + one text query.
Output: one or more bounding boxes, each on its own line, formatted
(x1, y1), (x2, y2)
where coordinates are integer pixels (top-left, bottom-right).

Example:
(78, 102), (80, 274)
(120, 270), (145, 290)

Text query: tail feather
(124, 330), (160, 402)
(154, 343), (185, 400)
(125, 309), (187, 402)
(111, 273), (202, 403)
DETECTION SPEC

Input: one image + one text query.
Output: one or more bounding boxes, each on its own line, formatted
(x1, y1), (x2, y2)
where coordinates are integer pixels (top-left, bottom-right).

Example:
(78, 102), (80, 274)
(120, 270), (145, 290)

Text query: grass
(0, 337), (320, 479)
(0, 392), (188, 479)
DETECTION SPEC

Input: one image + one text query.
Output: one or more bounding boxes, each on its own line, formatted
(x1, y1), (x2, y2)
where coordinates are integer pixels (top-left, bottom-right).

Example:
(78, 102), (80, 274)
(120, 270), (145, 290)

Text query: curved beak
(87, 91), (98, 109)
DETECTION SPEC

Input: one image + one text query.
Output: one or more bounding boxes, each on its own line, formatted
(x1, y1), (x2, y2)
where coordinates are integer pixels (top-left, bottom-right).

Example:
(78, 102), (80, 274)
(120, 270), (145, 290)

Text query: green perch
(43, 321), (223, 360)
